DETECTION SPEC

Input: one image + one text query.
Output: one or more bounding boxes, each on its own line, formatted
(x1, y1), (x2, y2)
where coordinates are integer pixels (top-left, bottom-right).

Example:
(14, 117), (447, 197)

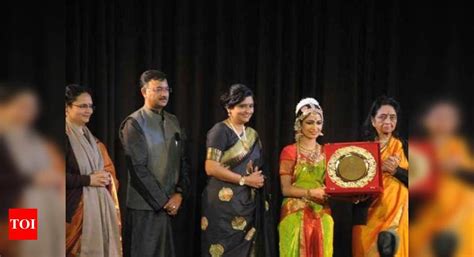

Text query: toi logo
(8, 208), (38, 240)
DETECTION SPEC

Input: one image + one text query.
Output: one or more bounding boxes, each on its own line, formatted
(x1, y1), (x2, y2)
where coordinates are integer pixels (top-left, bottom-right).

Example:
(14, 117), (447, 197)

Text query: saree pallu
(352, 137), (409, 257)
(66, 140), (121, 257)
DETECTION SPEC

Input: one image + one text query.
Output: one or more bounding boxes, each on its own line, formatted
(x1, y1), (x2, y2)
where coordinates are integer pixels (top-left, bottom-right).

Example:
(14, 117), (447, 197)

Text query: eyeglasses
(376, 114), (397, 122)
(72, 104), (96, 110)
(147, 86), (173, 93)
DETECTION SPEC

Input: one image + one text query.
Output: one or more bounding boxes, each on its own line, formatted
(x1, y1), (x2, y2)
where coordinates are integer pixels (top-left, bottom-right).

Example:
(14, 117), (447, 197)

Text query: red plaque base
(324, 141), (383, 196)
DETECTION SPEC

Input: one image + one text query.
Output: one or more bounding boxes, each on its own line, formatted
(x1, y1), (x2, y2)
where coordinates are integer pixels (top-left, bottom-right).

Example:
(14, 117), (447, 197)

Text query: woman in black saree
(201, 84), (275, 257)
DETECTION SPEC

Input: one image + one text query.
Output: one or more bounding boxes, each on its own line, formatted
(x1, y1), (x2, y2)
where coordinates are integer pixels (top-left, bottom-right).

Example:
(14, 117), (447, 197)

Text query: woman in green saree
(278, 98), (333, 257)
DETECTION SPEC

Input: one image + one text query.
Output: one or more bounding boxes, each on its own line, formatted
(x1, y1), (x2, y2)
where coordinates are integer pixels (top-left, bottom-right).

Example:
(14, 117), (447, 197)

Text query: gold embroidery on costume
(218, 187), (234, 202)
(245, 227), (257, 241)
(209, 244), (224, 257)
(201, 216), (209, 231)
(207, 147), (223, 162)
(220, 125), (258, 168)
(231, 216), (247, 230)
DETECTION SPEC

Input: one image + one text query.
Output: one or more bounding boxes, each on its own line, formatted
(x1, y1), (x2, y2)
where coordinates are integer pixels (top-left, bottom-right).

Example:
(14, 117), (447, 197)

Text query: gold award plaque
(327, 146), (376, 188)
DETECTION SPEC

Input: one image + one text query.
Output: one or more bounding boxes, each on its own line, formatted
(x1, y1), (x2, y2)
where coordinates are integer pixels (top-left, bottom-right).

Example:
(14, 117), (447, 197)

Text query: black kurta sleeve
(119, 117), (169, 211)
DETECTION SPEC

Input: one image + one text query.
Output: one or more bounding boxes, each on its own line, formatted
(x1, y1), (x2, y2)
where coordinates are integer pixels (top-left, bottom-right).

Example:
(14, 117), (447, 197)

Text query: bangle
(239, 176), (246, 186)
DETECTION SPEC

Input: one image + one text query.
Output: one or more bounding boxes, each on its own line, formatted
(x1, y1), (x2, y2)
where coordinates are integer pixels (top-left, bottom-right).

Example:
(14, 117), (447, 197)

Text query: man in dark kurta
(119, 70), (190, 257)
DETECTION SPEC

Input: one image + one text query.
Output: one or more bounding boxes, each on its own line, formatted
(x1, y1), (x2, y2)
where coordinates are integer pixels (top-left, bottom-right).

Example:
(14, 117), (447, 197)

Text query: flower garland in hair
(294, 97), (324, 142)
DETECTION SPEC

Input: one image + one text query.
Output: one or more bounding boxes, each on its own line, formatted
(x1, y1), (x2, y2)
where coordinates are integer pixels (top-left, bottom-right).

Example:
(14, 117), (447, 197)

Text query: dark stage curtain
(2, 1), (472, 257)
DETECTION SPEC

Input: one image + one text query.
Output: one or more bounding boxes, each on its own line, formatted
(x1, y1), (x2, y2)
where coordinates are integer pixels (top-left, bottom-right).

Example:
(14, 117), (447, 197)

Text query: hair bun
(220, 84), (254, 110)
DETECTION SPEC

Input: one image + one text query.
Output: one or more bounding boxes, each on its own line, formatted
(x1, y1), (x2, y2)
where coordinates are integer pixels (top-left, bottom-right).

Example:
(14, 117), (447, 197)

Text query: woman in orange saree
(352, 96), (409, 257)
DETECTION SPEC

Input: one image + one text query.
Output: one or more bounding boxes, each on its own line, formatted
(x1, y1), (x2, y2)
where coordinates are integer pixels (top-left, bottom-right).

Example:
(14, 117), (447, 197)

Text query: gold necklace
(228, 119), (249, 150)
(297, 141), (320, 162)
(298, 143), (317, 152)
